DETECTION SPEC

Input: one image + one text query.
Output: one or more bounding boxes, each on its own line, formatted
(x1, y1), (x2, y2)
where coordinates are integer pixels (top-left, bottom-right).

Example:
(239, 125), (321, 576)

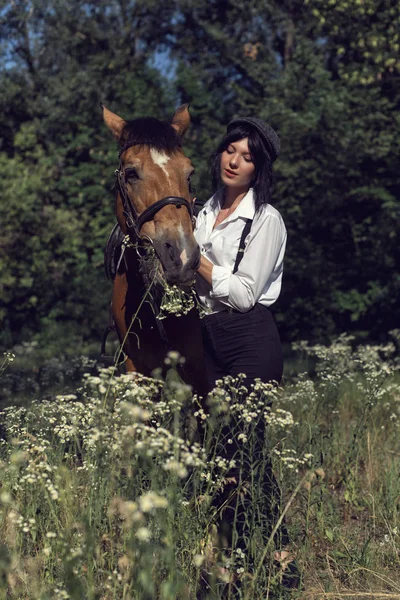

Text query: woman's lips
(224, 168), (238, 178)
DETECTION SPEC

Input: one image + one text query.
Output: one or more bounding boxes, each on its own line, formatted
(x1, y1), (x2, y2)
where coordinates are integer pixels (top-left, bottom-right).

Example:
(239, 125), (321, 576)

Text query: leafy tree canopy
(0, 0), (399, 354)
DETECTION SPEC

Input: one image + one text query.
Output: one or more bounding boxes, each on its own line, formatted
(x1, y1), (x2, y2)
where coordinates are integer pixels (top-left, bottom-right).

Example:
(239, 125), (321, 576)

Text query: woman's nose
(229, 154), (238, 168)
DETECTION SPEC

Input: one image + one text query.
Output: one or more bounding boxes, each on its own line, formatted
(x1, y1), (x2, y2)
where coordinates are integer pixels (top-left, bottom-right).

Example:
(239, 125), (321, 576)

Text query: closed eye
(187, 169), (195, 181)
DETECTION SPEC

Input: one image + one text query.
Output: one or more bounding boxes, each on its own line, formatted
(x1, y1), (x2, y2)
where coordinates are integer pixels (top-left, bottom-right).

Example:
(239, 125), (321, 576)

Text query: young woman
(194, 117), (285, 391)
(194, 117), (299, 589)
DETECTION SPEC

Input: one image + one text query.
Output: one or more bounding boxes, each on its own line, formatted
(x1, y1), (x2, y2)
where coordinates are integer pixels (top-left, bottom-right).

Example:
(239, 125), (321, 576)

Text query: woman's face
(220, 137), (255, 190)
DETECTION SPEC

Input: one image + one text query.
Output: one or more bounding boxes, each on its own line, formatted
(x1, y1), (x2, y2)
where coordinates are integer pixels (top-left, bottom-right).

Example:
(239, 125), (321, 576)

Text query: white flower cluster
(264, 407), (295, 428)
(0, 351), (16, 376)
(272, 448), (314, 472)
(158, 284), (196, 319)
(223, 547), (246, 576)
(293, 334), (399, 384)
(119, 421), (206, 478)
(0, 368), (211, 515)
(108, 491), (169, 544)
(291, 334), (400, 417)
(282, 372), (319, 412)
(206, 376), (290, 430)
(1, 419), (61, 501)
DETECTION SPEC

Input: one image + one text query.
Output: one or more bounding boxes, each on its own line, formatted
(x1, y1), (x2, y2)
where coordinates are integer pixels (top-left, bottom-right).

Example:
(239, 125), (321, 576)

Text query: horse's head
(103, 104), (200, 285)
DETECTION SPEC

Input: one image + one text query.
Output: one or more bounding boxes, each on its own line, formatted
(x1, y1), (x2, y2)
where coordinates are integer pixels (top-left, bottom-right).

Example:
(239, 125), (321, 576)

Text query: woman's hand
(196, 255), (214, 286)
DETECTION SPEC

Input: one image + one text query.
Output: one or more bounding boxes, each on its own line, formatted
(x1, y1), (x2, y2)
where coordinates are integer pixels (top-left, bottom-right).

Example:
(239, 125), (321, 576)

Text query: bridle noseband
(115, 151), (194, 242)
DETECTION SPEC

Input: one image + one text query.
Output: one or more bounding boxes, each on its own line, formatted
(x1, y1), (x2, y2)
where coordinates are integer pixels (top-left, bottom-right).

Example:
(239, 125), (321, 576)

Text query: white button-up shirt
(194, 188), (287, 314)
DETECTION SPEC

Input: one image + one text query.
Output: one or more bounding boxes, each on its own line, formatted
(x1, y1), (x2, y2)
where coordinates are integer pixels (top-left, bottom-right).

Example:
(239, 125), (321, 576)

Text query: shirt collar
(203, 188), (256, 220)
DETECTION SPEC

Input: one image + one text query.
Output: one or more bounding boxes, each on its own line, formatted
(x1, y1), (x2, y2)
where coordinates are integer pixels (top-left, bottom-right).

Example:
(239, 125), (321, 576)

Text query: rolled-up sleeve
(209, 212), (286, 312)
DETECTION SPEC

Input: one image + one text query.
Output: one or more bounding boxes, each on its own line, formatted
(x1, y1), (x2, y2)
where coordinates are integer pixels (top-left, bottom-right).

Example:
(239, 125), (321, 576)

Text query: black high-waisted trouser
(201, 303), (283, 391)
(201, 303), (289, 552)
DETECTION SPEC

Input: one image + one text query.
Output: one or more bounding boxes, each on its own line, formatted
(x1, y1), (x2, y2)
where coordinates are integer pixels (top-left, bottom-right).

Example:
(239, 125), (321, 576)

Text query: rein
(115, 156), (194, 242)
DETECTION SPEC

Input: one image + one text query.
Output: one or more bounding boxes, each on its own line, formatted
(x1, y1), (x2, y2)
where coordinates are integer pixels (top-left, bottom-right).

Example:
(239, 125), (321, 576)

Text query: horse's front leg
(112, 272), (137, 372)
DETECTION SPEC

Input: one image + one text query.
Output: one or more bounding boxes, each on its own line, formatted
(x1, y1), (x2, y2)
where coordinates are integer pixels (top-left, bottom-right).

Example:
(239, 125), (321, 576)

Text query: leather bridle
(114, 149), (194, 242)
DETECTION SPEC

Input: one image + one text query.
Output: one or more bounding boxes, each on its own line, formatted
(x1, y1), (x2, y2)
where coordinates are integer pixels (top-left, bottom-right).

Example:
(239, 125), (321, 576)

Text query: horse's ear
(171, 104), (190, 137)
(102, 104), (126, 139)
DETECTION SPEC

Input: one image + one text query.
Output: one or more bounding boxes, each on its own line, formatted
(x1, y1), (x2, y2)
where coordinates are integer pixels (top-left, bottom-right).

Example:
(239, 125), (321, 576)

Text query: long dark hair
(211, 124), (274, 212)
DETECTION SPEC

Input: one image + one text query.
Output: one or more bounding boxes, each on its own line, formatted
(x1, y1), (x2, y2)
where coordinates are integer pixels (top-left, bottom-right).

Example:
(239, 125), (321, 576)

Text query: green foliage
(0, 0), (399, 351)
(166, 1), (400, 341)
(305, 0), (400, 84)
(0, 0), (176, 351)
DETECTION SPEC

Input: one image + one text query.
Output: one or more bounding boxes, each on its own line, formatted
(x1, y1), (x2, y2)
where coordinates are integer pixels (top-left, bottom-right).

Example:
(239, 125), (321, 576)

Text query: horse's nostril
(161, 241), (199, 271)
(164, 242), (175, 261)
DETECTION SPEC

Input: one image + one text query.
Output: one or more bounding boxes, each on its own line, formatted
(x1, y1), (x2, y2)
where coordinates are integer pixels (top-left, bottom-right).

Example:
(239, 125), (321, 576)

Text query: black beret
(227, 116), (280, 162)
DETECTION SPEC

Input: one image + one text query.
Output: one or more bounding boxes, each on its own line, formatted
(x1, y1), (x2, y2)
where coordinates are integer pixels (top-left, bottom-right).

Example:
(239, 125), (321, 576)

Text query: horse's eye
(187, 170), (195, 182)
(125, 168), (139, 182)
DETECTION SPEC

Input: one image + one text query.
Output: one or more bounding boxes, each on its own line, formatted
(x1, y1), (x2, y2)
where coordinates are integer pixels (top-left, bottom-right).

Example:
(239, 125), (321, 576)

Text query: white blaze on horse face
(150, 149), (171, 178)
(180, 248), (188, 266)
(177, 223), (189, 266)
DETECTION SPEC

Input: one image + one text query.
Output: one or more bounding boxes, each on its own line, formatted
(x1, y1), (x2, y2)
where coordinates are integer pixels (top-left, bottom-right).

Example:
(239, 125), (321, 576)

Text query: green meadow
(0, 333), (399, 599)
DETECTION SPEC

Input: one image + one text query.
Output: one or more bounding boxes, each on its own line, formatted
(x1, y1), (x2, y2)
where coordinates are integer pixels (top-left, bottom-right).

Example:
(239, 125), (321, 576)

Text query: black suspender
(233, 218), (253, 274)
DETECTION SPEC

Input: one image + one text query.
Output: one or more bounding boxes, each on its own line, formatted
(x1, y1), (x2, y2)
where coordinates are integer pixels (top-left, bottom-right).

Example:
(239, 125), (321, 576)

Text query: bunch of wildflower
(293, 334), (356, 383)
(9, 512), (37, 536)
(1, 363), (206, 483)
(138, 490), (169, 513)
(264, 406), (295, 428)
(64, 364), (205, 476)
(203, 376), (298, 486)
(1, 392), (101, 450)
(118, 419), (206, 479)
(43, 394), (99, 444)
(0, 405), (28, 443)
(343, 342), (399, 417)
(2, 433), (60, 501)
(0, 351), (15, 377)
(85, 368), (164, 412)
(206, 376), (288, 427)
(158, 284), (196, 319)
(75, 371), (161, 462)
(19, 456), (59, 500)
(108, 491), (168, 543)
(272, 447), (314, 473)
(292, 336), (400, 421)
(282, 372), (319, 412)
(294, 334), (398, 383)
(353, 342), (397, 381)
(222, 547), (247, 576)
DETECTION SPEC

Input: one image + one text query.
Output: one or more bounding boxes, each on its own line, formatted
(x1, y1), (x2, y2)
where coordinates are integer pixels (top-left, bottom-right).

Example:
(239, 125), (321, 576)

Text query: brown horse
(102, 104), (206, 394)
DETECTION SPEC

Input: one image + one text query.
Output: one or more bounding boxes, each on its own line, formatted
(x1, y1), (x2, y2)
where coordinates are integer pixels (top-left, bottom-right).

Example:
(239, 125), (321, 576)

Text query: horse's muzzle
(155, 238), (201, 285)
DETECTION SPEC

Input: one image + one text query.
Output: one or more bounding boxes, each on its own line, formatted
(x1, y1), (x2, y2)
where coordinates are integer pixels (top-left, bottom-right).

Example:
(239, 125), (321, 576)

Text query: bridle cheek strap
(115, 168), (194, 240)
(136, 196), (193, 230)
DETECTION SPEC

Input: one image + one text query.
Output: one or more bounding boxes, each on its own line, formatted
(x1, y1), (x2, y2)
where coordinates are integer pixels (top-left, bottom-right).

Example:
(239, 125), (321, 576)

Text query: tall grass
(0, 333), (399, 599)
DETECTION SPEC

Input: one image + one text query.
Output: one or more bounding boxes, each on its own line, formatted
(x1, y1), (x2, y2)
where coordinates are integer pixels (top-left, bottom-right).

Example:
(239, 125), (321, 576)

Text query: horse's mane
(119, 117), (182, 154)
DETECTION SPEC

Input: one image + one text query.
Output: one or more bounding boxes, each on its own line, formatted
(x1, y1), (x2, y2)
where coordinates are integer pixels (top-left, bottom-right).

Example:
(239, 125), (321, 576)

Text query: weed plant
(0, 333), (399, 599)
